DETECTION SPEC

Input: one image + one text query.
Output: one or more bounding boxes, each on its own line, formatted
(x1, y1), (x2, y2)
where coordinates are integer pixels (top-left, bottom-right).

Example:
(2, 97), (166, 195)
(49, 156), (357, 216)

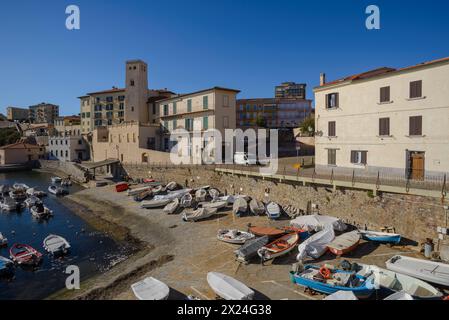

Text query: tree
(299, 116), (315, 136)
(255, 115), (267, 128)
(0, 128), (21, 147)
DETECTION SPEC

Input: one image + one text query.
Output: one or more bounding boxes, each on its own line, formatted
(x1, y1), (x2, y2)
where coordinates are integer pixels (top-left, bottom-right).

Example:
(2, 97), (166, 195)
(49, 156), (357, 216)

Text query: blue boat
(0, 256), (14, 276)
(290, 265), (375, 299)
(358, 230), (401, 244)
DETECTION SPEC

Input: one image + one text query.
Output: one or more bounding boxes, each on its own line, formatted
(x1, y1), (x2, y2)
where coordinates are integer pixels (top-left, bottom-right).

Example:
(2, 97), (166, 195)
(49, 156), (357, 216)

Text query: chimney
(320, 73), (326, 86)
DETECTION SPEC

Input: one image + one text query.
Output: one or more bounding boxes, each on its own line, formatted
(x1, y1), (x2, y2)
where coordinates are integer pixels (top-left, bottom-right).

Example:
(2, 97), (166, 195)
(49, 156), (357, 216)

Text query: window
(380, 86), (390, 103)
(185, 118), (193, 131)
(203, 96), (209, 109)
(187, 99), (192, 112)
(119, 103), (124, 110)
(94, 105), (102, 111)
(203, 117), (209, 130)
(327, 149), (336, 165)
(223, 116), (229, 128)
(351, 151), (367, 165)
(106, 111), (113, 118)
(173, 119), (178, 129)
(379, 118), (390, 136)
(328, 121), (336, 137)
(94, 120), (102, 126)
(409, 116), (422, 136)
(223, 95), (229, 107)
(163, 105), (169, 116)
(173, 102), (177, 114)
(86, 112), (91, 118)
(163, 121), (168, 130)
(94, 112), (102, 119)
(118, 96), (125, 101)
(152, 104), (156, 115)
(81, 113), (85, 118)
(106, 96), (113, 102)
(65, 150), (68, 158)
(130, 80), (135, 86)
(410, 80), (422, 99)
(106, 104), (113, 111)
(325, 93), (339, 109)
(118, 111), (124, 118)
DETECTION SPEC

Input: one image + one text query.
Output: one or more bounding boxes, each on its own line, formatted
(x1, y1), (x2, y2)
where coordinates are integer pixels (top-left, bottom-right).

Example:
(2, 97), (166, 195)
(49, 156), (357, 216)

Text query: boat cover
(207, 272), (254, 300)
(290, 215), (347, 232)
(296, 226), (335, 261)
(324, 290), (358, 300)
(131, 277), (170, 300)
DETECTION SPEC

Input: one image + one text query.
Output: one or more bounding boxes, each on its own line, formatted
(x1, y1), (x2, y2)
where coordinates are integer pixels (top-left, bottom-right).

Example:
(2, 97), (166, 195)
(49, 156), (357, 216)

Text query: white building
(48, 135), (89, 162)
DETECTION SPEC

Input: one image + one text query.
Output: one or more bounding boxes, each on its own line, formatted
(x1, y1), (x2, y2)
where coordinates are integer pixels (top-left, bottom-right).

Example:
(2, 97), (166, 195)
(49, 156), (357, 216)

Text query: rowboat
(127, 186), (152, 197)
(182, 207), (217, 222)
(266, 202), (281, 220)
(290, 265), (375, 299)
(31, 204), (53, 220)
(195, 189), (207, 202)
(258, 232), (300, 261)
(327, 230), (361, 256)
(386, 255), (449, 287)
(43, 234), (71, 255)
(24, 196), (42, 208)
(234, 236), (269, 264)
(233, 197), (247, 217)
(152, 185), (164, 194)
(0, 232), (7, 247)
(217, 229), (255, 244)
(297, 226), (335, 261)
(13, 183), (30, 191)
(140, 198), (171, 209)
(384, 291), (414, 300)
(249, 199), (265, 215)
(358, 230), (401, 244)
(163, 198), (180, 214)
(0, 256), (13, 276)
(0, 185), (10, 195)
(207, 272), (254, 300)
(216, 195), (235, 204)
(9, 243), (43, 266)
(180, 193), (193, 208)
(115, 182), (129, 192)
(51, 177), (62, 184)
(290, 215), (347, 232)
(133, 189), (153, 202)
(165, 181), (179, 191)
(26, 188), (47, 197)
(199, 200), (227, 210)
(248, 226), (286, 238)
(48, 185), (68, 196)
(208, 188), (220, 200)
(131, 277), (170, 300)
(9, 189), (26, 201)
(357, 263), (443, 299)
(323, 290), (358, 300)
(0, 197), (21, 212)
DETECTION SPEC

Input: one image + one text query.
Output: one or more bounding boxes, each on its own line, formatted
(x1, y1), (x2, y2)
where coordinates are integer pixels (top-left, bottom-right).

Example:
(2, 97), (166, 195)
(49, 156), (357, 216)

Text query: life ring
(319, 266), (332, 279)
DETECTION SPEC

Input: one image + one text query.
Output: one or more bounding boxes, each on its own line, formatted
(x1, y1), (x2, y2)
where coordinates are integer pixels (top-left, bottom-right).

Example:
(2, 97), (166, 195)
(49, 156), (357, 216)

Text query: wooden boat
(357, 263), (443, 299)
(134, 189), (153, 202)
(180, 193), (193, 208)
(249, 199), (265, 215)
(232, 197), (247, 217)
(163, 198), (180, 214)
(208, 188), (220, 200)
(131, 277), (170, 300)
(48, 185), (68, 196)
(258, 232), (300, 261)
(51, 177), (62, 184)
(182, 207), (217, 222)
(0, 256), (14, 276)
(165, 181), (179, 191)
(234, 236), (269, 264)
(248, 226), (286, 238)
(140, 198), (171, 209)
(195, 189), (207, 202)
(323, 290), (358, 300)
(266, 202), (281, 220)
(43, 234), (71, 255)
(384, 291), (414, 300)
(217, 229), (255, 244)
(327, 230), (361, 256)
(24, 196), (42, 208)
(115, 182), (129, 192)
(31, 204), (53, 219)
(9, 243), (43, 266)
(0, 232), (7, 247)
(207, 272), (254, 300)
(199, 200), (227, 210)
(127, 185), (152, 196)
(358, 230), (401, 244)
(290, 265), (375, 299)
(9, 189), (26, 201)
(386, 255), (449, 287)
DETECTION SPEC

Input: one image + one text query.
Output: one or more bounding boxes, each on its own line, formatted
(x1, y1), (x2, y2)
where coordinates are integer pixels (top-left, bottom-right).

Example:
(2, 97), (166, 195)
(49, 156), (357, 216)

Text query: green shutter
(173, 102), (177, 114)
(173, 119), (177, 129)
(187, 99), (192, 112)
(203, 96), (208, 109)
(203, 117), (208, 130)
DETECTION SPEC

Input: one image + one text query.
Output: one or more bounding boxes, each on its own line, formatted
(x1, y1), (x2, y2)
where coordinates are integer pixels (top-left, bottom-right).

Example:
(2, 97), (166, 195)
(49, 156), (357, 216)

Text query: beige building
(6, 107), (29, 121)
(29, 103), (59, 124)
(314, 56), (449, 180)
(0, 142), (45, 165)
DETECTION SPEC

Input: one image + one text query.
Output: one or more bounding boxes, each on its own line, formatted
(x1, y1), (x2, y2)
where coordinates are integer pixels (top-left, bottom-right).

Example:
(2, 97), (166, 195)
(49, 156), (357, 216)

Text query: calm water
(0, 170), (134, 300)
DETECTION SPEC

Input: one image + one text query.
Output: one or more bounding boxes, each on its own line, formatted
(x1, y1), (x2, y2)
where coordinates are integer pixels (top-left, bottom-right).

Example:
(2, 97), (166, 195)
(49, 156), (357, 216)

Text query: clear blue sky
(1, 0), (448, 116)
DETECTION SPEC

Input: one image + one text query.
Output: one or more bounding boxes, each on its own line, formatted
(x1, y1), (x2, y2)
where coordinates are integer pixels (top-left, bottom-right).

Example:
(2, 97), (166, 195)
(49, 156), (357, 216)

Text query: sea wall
(38, 160), (87, 183)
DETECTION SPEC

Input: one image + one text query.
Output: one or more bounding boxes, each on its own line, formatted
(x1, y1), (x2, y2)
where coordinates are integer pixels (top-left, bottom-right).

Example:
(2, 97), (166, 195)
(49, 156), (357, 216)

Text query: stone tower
(125, 60), (149, 123)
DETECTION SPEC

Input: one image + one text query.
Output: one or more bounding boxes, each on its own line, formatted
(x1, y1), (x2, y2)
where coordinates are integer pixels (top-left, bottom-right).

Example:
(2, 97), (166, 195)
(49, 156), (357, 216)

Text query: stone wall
(38, 160), (87, 183)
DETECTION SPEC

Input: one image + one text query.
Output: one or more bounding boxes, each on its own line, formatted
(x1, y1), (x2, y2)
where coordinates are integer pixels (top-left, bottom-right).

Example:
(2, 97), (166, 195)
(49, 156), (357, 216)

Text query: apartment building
(314, 56), (449, 180)
(275, 82), (307, 99)
(6, 107), (29, 121)
(29, 103), (59, 124)
(48, 135), (89, 162)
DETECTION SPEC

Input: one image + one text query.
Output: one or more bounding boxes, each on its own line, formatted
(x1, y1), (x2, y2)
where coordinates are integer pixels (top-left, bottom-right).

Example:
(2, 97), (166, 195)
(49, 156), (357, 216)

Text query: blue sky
(0, 0), (448, 116)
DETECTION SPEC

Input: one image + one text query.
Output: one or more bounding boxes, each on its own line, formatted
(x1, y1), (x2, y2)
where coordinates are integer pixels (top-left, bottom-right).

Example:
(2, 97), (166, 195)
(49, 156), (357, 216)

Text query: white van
(234, 152), (270, 166)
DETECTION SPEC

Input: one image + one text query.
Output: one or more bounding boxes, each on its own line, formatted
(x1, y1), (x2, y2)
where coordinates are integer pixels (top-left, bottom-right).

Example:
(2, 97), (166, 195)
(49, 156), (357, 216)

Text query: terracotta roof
(0, 142), (41, 150)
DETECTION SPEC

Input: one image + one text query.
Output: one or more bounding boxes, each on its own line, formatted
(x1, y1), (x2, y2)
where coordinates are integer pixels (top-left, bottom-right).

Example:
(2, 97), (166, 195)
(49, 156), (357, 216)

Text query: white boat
(207, 272), (254, 300)
(249, 199), (265, 215)
(141, 198), (171, 209)
(31, 204), (53, 219)
(51, 177), (62, 184)
(357, 263), (442, 299)
(182, 207), (217, 222)
(0, 232), (7, 247)
(26, 188), (47, 197)
(266, 202), (281, 219)
(216, 195), (235, 204)
(127, 186), (152, 197)
(9, 189), (26, 201)
(232, 197), (247, 217)
(323, 290), (358, 300)
(152, 185), (163, 194)
(296, 225), (335, 261)
(165, 181), (179, 191)
(0, 197), (20, 212)
(48, 185), (68, 196)
(290, 214), (347, 232)
(163, 198), (180, 214)
(60, 179), (72, 187)
(327, 230), (361, 256)
(167, 188), (192, 198)
(24, 196), (41, 208)
(195, 189), (207, 202)
(13, 183), (30, 191)
(43, 234), (71, 255)
(386, 255), (449, 287)
(0, 256), (13, 275)
(217, 229), (255, 244)
(384, 291), (414, 300)
(199, 200), (227, 210)
(180, 193), (193, 208)
(0, 185), (11, 195)
(208, 188), (220, 200)
(131, 277), (170, 300)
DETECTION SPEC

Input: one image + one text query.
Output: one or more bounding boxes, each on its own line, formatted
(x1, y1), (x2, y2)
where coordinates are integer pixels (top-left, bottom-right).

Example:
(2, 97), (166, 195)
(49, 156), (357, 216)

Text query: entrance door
(410, 152), (425, 180)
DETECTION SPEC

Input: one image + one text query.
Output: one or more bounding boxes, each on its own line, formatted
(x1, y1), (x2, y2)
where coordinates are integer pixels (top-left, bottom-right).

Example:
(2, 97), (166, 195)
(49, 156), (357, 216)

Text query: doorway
(407, 151), (425, 180)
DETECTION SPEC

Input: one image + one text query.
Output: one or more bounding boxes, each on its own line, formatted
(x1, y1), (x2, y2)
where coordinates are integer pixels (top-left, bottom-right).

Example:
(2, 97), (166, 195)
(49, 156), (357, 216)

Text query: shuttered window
(325, 93), (339, 109)
(409, 116), (422, 136)
(351, 151), (367, 165)
(380, 86), (390, 103)
(327, 149), (336, 165)
(410, 81), (422, 99)
(379, 118), (390, 136)
(328, 121), (336, 137)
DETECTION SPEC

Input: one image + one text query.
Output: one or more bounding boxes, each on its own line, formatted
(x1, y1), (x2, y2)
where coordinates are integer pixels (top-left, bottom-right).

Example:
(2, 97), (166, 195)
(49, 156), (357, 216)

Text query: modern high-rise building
(28, 103), (59, 124)
(275, 82), (307, 99)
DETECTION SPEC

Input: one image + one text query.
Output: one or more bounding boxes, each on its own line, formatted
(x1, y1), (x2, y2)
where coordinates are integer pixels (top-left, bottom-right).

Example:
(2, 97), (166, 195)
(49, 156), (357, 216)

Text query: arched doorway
(142, 153), (148, 163)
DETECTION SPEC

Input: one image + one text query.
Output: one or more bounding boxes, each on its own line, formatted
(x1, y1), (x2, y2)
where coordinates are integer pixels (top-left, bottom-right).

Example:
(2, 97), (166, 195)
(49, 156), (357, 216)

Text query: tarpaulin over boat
(290, 215), (347, 232)
(296, 226), (335, 261)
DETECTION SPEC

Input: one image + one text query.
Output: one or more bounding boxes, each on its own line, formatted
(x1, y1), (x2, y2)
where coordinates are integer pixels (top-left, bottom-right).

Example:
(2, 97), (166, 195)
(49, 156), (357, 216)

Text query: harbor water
(0, 170), (135, 300)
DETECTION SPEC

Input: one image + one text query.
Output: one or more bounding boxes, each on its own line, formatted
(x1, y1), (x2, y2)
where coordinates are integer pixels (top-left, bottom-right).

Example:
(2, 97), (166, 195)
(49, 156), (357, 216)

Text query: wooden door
(411, 153), (424, 180)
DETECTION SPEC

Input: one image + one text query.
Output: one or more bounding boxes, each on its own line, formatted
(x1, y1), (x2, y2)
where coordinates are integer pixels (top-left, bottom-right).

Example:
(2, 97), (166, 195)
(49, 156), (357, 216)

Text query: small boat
(48, 185), (68, 196)
(141, 198), (171, 209)
(290, 265), (375, 299)
(358, 230), (401, 244)
(115, 182), (129, 192)
(9, 189), (26, 201)
(0, 232), (8, 247)
(182, 207), (217, 222)
(0, 185), (11, 195)
(386, 255), (449, 287)
(26, 188), (47, 197)
(60, 179), (72, 187)
(248, 226), (286, 238)
(208, 188), (220, 200)
(134, 189), (153, 202)
(217, 229), (255, 244)
(180, 193), (193, 208)
(297, 226), (335, 261)
(233, 197), (247, 217)
(51, 177), (62, 184)
(266, 202), (281, 220)
(31, 204), (53, 219)
(207, 272), (254, 300)
(165, 181), (179, 191)
(234, 236), (269, 264)
(43, 234), (71, 255)
(216, 195), (235, 204)
(290, 215), (347, 232)
(0, 197), (20, 212)
(258, 232), (300, 262)
(127, 185), (152, 196)
(384, 291), (414, 300)
(24, 196), (42, 208)
(143, 178), (156, 183)
(327, 230), (361, 256)
(0, 256), (14, 276)
(199, 200), (227, 210)
(323, 290), (358, 300)
(249, 199), (265, 215)
(13, 183), (30, 191)
(195, 189), (207, 202)
(357, 263), (443, 299)
(131, 277), (170, 300)
(9, 243), (43, 266)
(152, 185), (164, 195)
(163, 198), (180, 214)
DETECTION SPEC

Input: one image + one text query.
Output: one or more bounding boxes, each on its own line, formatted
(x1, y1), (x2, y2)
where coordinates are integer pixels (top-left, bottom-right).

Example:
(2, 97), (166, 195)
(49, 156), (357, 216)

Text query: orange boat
(249, 226), (307, 238)
(257, 233), (300, 261)
(327, 230), (361, 256)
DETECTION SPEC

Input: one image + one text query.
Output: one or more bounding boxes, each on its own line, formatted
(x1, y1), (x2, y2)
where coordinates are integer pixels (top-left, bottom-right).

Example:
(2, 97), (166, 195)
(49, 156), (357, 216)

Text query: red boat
(9, 243), (43, 266)
(143, 178), (156, 183)
(249, 226), (308, 238)
(115, 182), (129, 193)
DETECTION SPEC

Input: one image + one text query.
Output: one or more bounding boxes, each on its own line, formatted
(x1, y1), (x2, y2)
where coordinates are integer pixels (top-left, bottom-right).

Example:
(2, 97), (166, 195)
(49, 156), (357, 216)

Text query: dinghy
(13, 183), (30, 191)
(199, 200), (227, 210)
(26, 188), (46, 197)
(31, 204), (53, 219)
(9, 243), (43, 266)
(386, 255), (449, 287)
(297, 226), (335, 261)
(48, 185), (68, 196)
(327, 230), (361, 256)
(127, 186), (152, 197)
(24, 196), (42, 208)
(234, 236), (269, 264)
(182, 207), (217, 222)
(0, 256), (13, 276)
(323, 290), (358, 300)
(0, 185), (10, 195)
(60, 179), (72, 187)
(233, 197), (247, 217)
(216, 195), (235, 204)
(258, 232), (300, 262)
(249, 199), (265, 215)
(43, 234), (71, 255)
(140, 198), (171, 209)
(208, 188), (220, 200)
(152, 185), (164, 194)
(217, 229), (255, 244)
(180, 193), (193, 208)
(290, 215), (347, 232)
(163, 198), (180, 214)
(131, 277), (170, 300)
(133, 189), (153, 202)
(266, 202), (281, 219)
(0, 232), (7, 247)
(207, 272), (254, 300)
(290, 265), (375, 299)
(356, 263), (443, 299)
(358, 230), (401, 244)
(0, 197), (20, 212)
(115, 182), (129, 192)
(195, 189), (207, 202)
(384, 291), (414, 300)
(9, 189), (26, 201)
(165, 181), (179, 191)
(51, 177), (62, 184)
(248, 226), (286, 238)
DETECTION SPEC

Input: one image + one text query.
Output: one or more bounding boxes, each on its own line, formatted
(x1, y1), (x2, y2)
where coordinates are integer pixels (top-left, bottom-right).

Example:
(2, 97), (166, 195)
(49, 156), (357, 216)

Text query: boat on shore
(327, 230), (361, 256)
(249, 199), (265, 215)
(207, 272), (254, 300)
(9, 243), (43, 266)
(163, 198), (180, 214)
(165, 181), (179, 191)
(297, 226), (335, 261)
(0, 232), (7, 247)
(248, 226), (286, 238)
(208, 188), (220, 200)
(258, 232), (300, 262)
(180, 193), (193, 208)
(266, 202), (281, 220)
(235, 236), (269, 264)
(9, 189), (26, 201)
(195, 189), (207, 202)
(182, 207), (217, 222)
(26, 188), (47, 197)
(48, 185), (68, 196)
(233, 197), (247, 217)
(384, 291), (414, 300)
(217, 229), (255, 244)
(199, 200), (227, 210)
(133, 189), (153, 202)
(127, 185), (152, 197)
(115, 182), (129, 192)
(358, 230), (401, 244)
(131, 277), (170, 300)
(43, 234), (71, 255)
(140, 198), (171, 209)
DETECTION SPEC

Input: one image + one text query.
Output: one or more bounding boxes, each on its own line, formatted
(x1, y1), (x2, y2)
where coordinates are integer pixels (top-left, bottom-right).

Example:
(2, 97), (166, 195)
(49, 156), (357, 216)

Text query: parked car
(234, 152), (270, 166)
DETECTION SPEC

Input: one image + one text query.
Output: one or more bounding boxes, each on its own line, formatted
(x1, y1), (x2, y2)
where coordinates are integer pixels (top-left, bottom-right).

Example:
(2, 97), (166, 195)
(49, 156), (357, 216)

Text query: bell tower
(125, 60), (149, 123)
